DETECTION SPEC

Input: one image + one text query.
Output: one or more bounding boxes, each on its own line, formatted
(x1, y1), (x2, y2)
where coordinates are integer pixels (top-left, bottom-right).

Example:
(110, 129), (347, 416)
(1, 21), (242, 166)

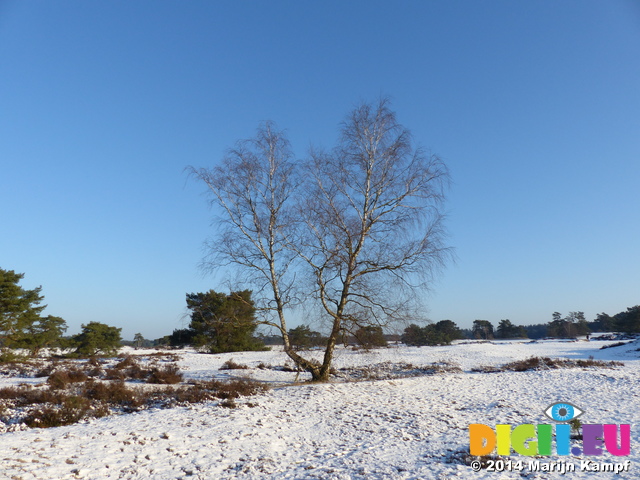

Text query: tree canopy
(73, 321), (122, 356)
(613, 306), (640, 334)
(496, 319), (527, 339)
(547, 311), (590, 338)
(0, 268), (67, 355)
(190, 98), (451, 381)
(401, 320), (464, 346)
(472, 320), (494, 340)
(186, 289), (266, 353)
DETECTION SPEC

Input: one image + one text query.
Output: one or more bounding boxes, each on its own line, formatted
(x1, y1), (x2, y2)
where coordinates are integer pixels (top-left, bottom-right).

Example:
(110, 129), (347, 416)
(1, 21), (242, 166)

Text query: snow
(0, 338), (638, 479)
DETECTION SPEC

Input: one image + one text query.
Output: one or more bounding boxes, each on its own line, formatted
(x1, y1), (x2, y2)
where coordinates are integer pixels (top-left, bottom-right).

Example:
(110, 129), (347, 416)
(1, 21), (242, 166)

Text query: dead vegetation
(334, 361), (462, 381)
(472, 356), (623, 373)
(219, 359), (250, 370)
(0, 354), (269, 430)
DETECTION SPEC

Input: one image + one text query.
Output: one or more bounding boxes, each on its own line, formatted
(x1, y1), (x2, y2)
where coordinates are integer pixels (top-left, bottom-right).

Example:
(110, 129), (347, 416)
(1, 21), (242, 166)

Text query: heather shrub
(220, 359), (249, 370)
(81, 379), (142, 407)
(207, 379), (269, 399)
(24, 395), (91, 428)
(47, 368), (88, 389)
(146, 364), (183, 384)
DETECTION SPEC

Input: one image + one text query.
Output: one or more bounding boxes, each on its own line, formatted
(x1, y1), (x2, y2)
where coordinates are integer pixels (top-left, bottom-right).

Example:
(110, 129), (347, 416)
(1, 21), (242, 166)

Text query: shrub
(113, 355), (137, 369)
(220, 399), (237, 408)
(24, 395), (91, 428)
(207, 379), (269, 399)
(103, 367), (126, 381)
(146, 364), (183, 384)
(0, 357), (268, 430)
(172, 384), (214, 404)
(81, 379), (143, 409)
(0, 349), (25, 364)
(219, 359), (249, 370)
(489, 356), (624, 372)
(47, 368), (88, 389)
(35, 362), (59, 378)
(600, 341), (630, 350)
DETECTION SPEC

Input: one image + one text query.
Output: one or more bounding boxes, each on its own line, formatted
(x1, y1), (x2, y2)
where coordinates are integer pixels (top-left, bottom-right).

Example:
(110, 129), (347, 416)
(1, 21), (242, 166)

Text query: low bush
(207, 379), (269, 399)
(146, 364), (183, 384)
(474, 356), (624, 373)
(0, 385), (63, 405)
(113, 355), (138, 370)
(336, 361), (462, 381)
(23, 394), (111, 428)
(81, 379), (143, 409)
(47, 368), (88, 389)
(600, 341), (630, 350)
(219, 399), (237, 408)
(502, 356), (559, 371)
(0, 377), (269, 430)
(0, 352), (270, 430)
(0, 349), (26, 364)
(146, 352), (181, 362)
(219, 359), (249, 370)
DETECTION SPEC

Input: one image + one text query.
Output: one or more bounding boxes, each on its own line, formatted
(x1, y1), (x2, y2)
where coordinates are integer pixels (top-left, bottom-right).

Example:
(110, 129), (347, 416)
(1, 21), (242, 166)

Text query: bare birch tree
(298, 98), (451, 380)
(187, 122), (320, 374)
(190, 100), (451, 381)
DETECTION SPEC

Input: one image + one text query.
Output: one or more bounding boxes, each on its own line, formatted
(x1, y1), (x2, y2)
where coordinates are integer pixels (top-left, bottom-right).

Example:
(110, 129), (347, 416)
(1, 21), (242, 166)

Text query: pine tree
(73, 322), (122, 356)
(186, 289), (266, 353)
(0, 268), (68, 356)
(0, 268), (46, 346)
(133, 332), (145, 349)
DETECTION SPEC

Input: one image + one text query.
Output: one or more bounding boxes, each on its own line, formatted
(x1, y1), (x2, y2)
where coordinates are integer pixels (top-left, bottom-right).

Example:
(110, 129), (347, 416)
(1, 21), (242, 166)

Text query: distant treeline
(457, 306), (640, 341)
(150, 305), (640, 350)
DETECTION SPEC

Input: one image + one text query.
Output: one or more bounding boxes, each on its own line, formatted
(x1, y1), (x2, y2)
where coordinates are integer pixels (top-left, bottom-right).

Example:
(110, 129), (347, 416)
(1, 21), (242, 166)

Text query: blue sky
(1, 1), (638, 340)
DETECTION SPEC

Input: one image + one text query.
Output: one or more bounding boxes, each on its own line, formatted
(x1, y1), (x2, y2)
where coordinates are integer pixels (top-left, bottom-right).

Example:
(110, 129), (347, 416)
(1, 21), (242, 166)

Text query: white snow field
(0, 337), (638, 479)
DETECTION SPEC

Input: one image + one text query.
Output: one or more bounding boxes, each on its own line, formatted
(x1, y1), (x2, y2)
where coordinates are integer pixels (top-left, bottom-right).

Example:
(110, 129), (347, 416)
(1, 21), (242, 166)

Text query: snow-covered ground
(1, 337), (638, 479)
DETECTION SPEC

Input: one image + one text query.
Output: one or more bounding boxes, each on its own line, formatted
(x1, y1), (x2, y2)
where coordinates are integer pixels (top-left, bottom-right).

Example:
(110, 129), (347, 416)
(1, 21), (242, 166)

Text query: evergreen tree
(186, 289), (266, 353)
(401, 324), (426, 346)
(434, 320), (465, 341)
(592, 312), (615, 332)
(472, 320), (494, 340)
(496, 319), (527, 339)
(168, 328), (196, 347)
(614, 306), (640, 333)
(133, 333), (145, 350)
(0, 268), (67, 355)
(401, 320), (463, 346)
(523, 323), (548, 339)
(73, 322), (122, 356)
(354, 326), (387, 349)
(288, 325), (322, 351)
(0, 268), (46, 346)
(548, 311), (589, 338)
(15, 315), (67, 356)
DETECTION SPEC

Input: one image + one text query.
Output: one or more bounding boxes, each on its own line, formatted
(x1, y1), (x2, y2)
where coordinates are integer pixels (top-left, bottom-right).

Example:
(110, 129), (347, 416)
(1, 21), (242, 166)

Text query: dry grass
(472, 356), (624, 373)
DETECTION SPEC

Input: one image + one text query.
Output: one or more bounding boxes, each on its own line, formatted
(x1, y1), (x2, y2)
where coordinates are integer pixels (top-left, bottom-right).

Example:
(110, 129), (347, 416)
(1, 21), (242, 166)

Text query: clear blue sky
(1, 1), (639, 340)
